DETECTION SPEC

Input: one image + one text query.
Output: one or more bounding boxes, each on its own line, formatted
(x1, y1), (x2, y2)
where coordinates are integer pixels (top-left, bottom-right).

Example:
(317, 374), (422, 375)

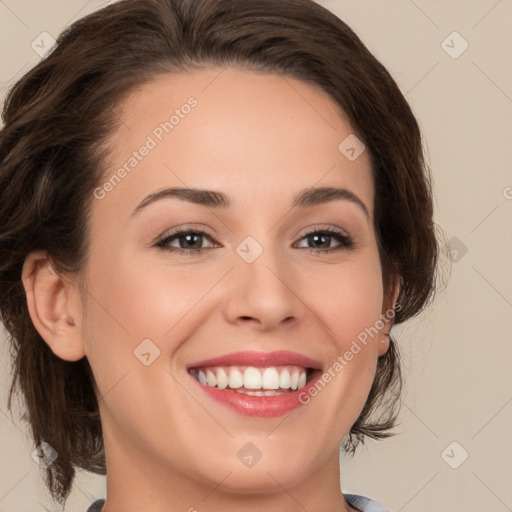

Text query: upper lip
(187, 350), (322, 370)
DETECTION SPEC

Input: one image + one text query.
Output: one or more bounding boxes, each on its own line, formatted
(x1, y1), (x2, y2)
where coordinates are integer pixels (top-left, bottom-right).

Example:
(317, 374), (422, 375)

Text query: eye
(155, 226), (354, 256)
(155, 229), (218, 256)
(294, 226), (354, 254)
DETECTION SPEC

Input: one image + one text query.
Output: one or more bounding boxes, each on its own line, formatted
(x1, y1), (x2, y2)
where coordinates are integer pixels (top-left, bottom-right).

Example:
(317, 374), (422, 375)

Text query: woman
(0, 0), (440, 511)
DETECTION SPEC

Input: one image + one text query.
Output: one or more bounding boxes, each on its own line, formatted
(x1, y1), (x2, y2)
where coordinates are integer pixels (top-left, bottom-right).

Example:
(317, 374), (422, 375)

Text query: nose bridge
(224, 231), (304, 329)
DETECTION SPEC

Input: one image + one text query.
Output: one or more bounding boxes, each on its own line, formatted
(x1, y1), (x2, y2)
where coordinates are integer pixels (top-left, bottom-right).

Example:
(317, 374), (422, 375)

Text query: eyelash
(154, 226), (354, 257)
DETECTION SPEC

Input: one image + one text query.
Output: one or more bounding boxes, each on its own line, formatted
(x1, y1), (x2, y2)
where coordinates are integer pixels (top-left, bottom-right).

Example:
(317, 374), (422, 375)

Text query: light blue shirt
(87, 494), (392, 512)
(87, 500), (104, 512)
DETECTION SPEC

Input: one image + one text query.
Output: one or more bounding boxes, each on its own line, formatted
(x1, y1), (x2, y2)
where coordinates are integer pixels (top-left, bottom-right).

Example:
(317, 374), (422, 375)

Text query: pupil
(311, 234), (329, 248)
(183, 233), (201, 249)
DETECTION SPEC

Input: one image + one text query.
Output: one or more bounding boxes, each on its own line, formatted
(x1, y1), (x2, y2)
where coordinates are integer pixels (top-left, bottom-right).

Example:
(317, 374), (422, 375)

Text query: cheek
(301, 255), (384, 347)
(80, 250), (216, 369)
(83, 249), (200, 333)
(290, 258), (385, 441)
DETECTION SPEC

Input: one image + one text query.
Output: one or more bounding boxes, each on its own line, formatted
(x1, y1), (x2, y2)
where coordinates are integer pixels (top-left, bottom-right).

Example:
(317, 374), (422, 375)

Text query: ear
(377, 274), (402, 357)
(22, 250), (85, 361)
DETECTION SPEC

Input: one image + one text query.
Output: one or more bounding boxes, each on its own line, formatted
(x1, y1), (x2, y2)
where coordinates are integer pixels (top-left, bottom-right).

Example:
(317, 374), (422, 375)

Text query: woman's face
(77, 67), (397, 498)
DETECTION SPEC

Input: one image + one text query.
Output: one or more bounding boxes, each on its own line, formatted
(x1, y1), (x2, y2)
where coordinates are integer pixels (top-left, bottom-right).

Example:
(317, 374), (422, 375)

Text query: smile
(188, 365), (313, 396)
(186, 350), (323, 417)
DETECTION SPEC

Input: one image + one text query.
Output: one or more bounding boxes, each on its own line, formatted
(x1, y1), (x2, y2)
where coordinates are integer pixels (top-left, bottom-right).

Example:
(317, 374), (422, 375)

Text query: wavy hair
(0, 0), (443, 504)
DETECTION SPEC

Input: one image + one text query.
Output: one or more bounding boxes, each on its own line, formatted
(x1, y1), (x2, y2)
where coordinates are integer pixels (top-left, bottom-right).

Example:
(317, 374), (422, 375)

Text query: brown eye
(156, 229), (218, 255)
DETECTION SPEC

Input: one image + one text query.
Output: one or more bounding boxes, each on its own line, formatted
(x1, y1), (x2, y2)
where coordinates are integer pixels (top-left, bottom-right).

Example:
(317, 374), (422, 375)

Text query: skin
(22, 67), (399, 512)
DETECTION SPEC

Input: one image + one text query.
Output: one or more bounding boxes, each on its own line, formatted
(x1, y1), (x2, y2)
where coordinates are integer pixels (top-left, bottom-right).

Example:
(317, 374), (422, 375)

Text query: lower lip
(191, 371), (322, 418)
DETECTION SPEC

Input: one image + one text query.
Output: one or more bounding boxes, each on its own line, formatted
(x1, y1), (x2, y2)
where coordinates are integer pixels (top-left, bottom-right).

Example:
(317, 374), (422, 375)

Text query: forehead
(97, 66), (374, 220)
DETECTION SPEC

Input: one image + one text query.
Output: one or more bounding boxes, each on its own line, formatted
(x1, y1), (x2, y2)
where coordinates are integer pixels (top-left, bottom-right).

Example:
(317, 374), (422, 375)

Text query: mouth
(188, 365), (319, 396)
(186, 351), (323, 417)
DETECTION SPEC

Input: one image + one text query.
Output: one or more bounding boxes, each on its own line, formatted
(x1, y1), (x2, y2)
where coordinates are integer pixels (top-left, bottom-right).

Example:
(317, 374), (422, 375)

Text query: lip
(189, 369), (323, 418)
(187, 350), (323, 418)
(187, 350), (323, 371)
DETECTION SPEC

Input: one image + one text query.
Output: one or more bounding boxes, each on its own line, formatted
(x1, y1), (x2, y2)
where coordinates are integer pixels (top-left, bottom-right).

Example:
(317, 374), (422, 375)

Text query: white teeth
(206, 369), (217, 387)
(235, 388), (290, 396)
(262, 368), (280, 390)
(228, 368), (244, 389)
(279, 369), (291, 389)
(216, 368), (229, 389)
(290, 370), (299, 390)
(192, 365), (310, 392)
(244, 367), (262, 389)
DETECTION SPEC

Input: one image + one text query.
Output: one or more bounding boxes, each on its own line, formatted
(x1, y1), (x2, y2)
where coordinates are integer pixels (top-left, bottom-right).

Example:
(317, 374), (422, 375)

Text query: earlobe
(22, 250), (85, 361)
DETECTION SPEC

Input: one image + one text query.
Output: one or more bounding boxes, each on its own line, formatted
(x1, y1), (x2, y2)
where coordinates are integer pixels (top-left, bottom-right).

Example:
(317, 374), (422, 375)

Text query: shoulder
(344, 492), (393, 512)
(86, 499), (105, 512)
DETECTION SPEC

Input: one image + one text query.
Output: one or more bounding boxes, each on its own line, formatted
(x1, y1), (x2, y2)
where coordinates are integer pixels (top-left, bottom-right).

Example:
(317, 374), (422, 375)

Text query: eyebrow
(131, 186), (370, 219)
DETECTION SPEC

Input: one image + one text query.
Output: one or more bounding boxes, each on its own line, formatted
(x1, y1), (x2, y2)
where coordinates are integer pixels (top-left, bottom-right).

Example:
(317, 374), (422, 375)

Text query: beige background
(1, 1), (511, 511)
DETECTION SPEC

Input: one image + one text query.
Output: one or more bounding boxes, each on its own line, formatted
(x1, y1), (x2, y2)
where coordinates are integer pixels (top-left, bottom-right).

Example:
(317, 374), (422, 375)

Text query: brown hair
(0, 0), (443, 504)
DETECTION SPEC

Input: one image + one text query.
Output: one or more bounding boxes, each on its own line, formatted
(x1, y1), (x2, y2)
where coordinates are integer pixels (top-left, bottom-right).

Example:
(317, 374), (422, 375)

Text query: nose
(223, 242), (306, 331)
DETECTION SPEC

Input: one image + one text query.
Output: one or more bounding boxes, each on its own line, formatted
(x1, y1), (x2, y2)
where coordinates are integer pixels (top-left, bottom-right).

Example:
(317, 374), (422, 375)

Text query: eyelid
(152, 223), (216, 244)
(296, 223), (351, 239)
(154, 227), (218, 247)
